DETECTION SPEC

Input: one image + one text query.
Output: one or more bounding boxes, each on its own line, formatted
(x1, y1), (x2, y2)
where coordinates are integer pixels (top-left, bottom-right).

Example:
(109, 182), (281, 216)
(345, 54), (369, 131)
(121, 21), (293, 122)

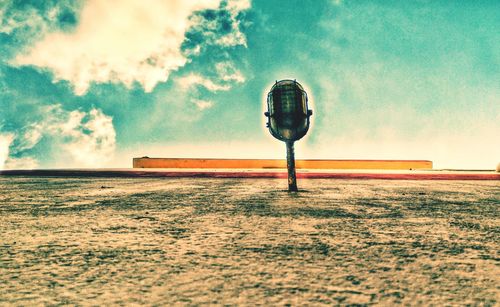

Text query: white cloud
(0, 5), (46, 35)
(186, 0), (250, 50)
(176, 62), (245, 93)
(226, 0), (252, 12)
(43, 105), (116, 167)
(2, 104), (116, 169)
(216, 62), (245, 83)
(4, 157), (38, 170)
(177, 73), (231, 92)
(216, 0), (250, 47)
(0, 133), (14, 170)
(15, 124), (43, 152)
(14, 0), (225, 95)
(0, 1), (82, 43)
(192, 99), (214, 110)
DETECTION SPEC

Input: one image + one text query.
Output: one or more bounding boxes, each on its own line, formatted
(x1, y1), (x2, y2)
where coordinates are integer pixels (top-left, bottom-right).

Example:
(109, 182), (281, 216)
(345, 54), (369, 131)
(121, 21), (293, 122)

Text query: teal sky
(0, 0), (499, 169)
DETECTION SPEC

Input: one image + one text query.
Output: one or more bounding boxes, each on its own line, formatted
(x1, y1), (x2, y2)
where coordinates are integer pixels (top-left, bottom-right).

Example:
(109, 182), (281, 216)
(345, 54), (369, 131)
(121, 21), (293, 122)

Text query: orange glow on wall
(133, 158), (432, 170)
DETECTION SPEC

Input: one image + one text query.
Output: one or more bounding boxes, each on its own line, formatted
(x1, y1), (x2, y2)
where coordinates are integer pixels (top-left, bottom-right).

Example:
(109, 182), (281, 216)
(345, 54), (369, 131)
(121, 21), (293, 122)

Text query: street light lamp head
(264, 79), (313, 192)
(265, 79), (313, 142)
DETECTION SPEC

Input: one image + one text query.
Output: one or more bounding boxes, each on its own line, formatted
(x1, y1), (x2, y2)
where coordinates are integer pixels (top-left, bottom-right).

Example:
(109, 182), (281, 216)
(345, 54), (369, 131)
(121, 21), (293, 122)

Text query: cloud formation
(184, 0), (250, 53)
(0, 133), (14, 170)
(2, 104), (116, 169)
(13, 0), (249, 95)
(177, 73), (231, 92)
(0, 2), (65, 35)
(192, 99), (214, 110)
(174, 61), (245, 111)
(42, 105), (116, 167)
(4, 157), (38, 170)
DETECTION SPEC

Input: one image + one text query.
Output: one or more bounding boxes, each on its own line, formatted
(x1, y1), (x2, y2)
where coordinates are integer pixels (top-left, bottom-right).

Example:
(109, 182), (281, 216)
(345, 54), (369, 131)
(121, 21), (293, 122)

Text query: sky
(0, 0), (499, 170)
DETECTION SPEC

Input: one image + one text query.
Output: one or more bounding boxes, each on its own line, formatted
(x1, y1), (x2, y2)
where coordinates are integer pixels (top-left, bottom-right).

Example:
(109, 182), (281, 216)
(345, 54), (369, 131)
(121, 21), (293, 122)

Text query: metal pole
(286, 141), (298, 192)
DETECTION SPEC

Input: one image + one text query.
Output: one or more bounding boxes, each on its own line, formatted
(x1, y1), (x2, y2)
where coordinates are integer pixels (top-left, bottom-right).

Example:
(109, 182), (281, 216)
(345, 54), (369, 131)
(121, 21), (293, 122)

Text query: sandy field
(0, 177), (498, 305)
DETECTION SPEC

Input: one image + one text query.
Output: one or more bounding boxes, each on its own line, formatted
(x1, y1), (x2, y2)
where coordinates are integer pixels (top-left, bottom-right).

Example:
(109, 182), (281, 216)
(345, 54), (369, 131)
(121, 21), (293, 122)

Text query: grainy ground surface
(0, 177), (499, 305)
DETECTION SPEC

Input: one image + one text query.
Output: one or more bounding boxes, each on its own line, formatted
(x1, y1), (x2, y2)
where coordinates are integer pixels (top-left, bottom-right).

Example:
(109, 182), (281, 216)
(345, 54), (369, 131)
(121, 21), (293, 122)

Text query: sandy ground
(0, 177), (498, 305)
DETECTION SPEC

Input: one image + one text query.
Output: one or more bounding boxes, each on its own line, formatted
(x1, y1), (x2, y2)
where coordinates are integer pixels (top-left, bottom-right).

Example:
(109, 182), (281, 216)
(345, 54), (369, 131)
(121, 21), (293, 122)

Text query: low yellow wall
(133, 158), (432, 170)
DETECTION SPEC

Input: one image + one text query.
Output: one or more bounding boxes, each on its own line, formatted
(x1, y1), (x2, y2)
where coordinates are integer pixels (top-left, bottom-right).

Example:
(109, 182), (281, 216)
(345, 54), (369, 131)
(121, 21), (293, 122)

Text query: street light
(264, 79), (313, 191)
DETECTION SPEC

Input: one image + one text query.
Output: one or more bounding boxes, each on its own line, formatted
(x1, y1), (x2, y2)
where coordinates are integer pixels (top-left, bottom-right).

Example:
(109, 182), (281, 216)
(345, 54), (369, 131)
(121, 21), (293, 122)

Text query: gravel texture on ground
(0, 177), (499, 305)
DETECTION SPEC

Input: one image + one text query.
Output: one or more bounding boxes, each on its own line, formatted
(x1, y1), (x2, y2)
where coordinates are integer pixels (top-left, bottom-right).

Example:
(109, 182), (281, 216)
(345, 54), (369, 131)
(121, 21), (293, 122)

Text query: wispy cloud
(4, 157), (38, 170)
(174, 61), (246, 112)
(0, 2), (63, 35)
(184, 0), (251, 54)
(0, 133), (14, 170)
(43, 105), (116, 167)
(0, 1), (82, 55)
(177, 61), (245, 92)
(216, 62), (245, 83)
(2, 104), (116, 169)
(192, 99), (214, 110)
(177, 73), (231, 92)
